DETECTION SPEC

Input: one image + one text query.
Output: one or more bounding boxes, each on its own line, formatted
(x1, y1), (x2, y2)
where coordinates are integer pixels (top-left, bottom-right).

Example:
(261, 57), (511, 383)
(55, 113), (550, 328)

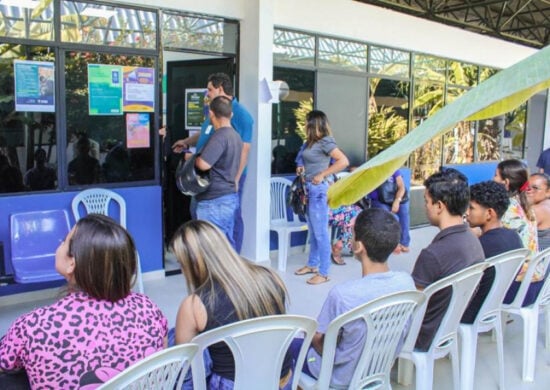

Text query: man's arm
(311, 331), (325, 355)
(235, 142), (250, 184)
(195, 156), (212, 171)
(172, 133), (200, 153)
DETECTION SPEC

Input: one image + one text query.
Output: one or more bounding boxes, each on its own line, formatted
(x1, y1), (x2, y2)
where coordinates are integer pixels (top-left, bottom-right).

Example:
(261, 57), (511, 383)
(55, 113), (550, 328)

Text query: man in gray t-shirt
(195, 96), (243, 248)
(305, 209), (415, 388)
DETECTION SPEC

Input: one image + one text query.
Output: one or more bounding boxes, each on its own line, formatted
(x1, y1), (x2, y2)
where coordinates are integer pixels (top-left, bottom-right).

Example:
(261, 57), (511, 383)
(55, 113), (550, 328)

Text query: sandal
(331, 253), (346, 265)
(307, 273), (330, 285)
(294, 266), (318, 275)
(400, 245), (410, 253)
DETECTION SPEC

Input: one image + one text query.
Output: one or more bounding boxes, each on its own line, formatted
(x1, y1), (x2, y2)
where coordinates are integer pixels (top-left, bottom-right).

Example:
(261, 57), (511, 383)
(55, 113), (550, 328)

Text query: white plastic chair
(191, 314), (318, 390)
(501, 246), (550, 382)
(270, 178), (308, 271)
(71, 188), (144, 294)
(299, 290), (425, 390)
(397, 262), (487, 390)
(459, 248), (528, 390)
(98, 343), (199, 389)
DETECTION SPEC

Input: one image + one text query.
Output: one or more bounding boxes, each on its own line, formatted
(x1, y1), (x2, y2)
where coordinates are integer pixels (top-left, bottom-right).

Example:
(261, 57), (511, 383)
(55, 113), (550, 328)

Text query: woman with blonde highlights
(171, 220), (291, 389)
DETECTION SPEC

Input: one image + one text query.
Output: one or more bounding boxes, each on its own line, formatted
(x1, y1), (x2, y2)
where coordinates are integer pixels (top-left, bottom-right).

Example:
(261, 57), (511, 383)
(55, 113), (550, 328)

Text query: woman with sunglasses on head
(0, 214), (168, 389)
(293, 110), (349, 284)
(526, 172), (550, 250)
(494, 159), (542, 306)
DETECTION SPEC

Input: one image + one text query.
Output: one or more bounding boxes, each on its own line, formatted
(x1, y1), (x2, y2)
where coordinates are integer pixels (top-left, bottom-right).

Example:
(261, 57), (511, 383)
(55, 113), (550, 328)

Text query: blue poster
(88, 64), (123, 115)
(14, 60), (55, 112)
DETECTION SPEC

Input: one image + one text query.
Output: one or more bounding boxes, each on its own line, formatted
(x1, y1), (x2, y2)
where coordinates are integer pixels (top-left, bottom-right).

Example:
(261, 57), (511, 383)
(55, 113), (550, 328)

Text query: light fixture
(0, 0), (39, 8)
(81, 7), (117, 19)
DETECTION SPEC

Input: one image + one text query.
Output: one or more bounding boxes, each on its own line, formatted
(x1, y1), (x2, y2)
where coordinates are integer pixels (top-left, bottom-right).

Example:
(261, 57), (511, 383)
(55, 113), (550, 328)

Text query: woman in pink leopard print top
(0, 214), (168, 389)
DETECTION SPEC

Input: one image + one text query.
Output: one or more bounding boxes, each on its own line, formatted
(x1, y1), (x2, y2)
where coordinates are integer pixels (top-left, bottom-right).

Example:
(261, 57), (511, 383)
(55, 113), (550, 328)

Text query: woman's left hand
(391, 200), (400, 213)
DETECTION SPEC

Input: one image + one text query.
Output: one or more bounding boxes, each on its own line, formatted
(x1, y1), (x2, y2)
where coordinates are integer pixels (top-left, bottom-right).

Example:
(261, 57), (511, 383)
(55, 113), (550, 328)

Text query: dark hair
(209, 96), (233, 119)
(496, 159), (532, 218)
(424, 169), (470, 216)
(305, 110), (332, 146)
(470, 181), (510, 219)
(531, 172), (550, 187)
(208, 73), (234, 96)
(354, 208), (400, 262)
(69, 214), (136, 302)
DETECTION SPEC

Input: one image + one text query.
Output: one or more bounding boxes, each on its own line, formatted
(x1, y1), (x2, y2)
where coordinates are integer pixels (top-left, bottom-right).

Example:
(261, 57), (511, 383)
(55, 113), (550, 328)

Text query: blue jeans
(197, 193), (239, 249)
(371, 200), (411, 247)
(306, 182), (331, 276)
(233, 174), (246, 254)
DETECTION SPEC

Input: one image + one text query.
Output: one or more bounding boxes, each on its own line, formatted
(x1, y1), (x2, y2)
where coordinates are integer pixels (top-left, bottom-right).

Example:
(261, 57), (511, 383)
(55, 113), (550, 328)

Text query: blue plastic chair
(9, 209), (71, 283)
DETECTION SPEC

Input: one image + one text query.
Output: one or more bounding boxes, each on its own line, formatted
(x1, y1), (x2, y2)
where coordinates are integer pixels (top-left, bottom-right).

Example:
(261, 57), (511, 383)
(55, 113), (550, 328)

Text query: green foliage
(292, 98), (312, 141)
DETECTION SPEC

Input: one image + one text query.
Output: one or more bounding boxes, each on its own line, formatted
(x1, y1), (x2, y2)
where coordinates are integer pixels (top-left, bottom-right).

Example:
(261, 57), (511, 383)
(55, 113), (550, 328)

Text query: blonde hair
(171, 220), (287, 320)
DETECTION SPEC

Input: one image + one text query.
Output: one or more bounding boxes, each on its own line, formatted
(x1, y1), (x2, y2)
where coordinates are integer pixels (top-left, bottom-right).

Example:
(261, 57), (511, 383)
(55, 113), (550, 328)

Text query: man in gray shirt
(195, 96), (243, 248)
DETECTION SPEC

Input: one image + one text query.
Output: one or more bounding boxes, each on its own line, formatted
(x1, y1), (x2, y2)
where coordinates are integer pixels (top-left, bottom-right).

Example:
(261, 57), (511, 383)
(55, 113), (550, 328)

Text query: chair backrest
(402, 262), (487, 354)
(10, 209), (71, 283)
(72, 188), (126, 227)
(508, 247), (550, 308)
(270, 177), (300, 223)
(475, 248), (528, 325)
(191, 314), (318, 390)
(313, 290), (425, 390)
(98, 343), (199, 390)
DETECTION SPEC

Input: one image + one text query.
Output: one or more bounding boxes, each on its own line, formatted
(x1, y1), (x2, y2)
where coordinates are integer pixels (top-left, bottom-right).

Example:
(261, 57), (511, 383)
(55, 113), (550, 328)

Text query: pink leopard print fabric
(0, 291), (168, 389)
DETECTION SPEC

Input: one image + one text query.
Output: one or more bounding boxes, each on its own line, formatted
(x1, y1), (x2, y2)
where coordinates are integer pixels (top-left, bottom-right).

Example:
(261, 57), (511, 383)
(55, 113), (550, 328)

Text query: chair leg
(414, 353), (434, 390)
(397, 357), (414, 386)
(450, 340), (460, 390)
(521, 308), (539, 382)
(494, 316), (506, 390)
(459, 325), (477, 390)
(277, 233), (290, 272)
(545, 305), (550, 352)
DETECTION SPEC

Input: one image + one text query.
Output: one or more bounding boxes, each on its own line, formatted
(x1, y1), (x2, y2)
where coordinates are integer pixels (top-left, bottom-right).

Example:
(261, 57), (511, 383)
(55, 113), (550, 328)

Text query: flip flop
(307, 273), (330, 285)
(331, 253), (346, 265)
(294, 266), (318, 275)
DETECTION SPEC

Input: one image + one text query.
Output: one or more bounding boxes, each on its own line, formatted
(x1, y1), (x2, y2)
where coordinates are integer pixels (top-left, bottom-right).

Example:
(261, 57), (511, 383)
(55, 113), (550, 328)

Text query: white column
(239, 0), (274, 262)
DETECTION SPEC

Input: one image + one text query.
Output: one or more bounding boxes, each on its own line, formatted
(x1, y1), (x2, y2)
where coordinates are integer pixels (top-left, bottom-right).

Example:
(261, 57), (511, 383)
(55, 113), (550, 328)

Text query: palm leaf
(328, 45), (550, 208)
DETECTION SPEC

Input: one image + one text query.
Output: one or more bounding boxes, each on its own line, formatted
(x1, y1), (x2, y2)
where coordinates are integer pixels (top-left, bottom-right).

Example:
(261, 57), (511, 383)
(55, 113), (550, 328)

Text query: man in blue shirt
(173, 73), (253, 253)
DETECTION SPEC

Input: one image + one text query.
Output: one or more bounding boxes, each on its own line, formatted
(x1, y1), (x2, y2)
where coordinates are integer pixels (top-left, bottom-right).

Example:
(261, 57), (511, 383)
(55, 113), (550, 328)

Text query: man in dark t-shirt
(412, 168), (485, 351)
(461, 180), (523, 323)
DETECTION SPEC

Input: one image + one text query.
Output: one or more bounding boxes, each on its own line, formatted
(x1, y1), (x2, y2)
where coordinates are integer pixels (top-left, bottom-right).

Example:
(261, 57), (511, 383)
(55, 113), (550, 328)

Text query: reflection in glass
(162, 12), (237, 54)
(503, 104), (526, 160)
(0, 2), (54, 40)
(65, 51), (156, 185)
(413, 54), (447, 81)
(273, 29), (315, 66)
(61, 1), (156, 49)
(318, 37), (367, 71)
(410, 81), (444, 184)
(271, 67), (314, 175)
(0, 44), (57, 194)
(477, 118), (501, 161)
(367, 78), (409, 159)
(447, 61), (478, 87)
(443, 87), (474, 164)
(370, 46), (410, 78)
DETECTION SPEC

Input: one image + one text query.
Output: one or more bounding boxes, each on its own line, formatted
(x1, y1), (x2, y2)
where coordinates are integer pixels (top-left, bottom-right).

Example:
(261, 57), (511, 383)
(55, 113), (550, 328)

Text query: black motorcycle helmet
(175, 154), (211, 196)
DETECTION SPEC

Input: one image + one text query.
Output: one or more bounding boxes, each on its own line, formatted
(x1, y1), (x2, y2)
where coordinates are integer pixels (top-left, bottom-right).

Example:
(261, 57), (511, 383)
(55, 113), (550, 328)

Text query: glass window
(65, 51), (156, 186)
(368, 78), (409, 159)
(0, 44), (57, 194)
(61, 1), (157, 49)
(273, 29), (315, 67)
(318, 37), (367, 71)
(370, 46), (410, 78)
(162, 12), (237, 54)
(0, 2), (54, 40)
(479, 67), (498, 82)
(271, 67), (314, 175)
(503, 104), (527, 160)
(410, 80), (445, 184)
(413, 54), (447, 82)
(447, 61), (478, 87)
(477, 118), (501, 161)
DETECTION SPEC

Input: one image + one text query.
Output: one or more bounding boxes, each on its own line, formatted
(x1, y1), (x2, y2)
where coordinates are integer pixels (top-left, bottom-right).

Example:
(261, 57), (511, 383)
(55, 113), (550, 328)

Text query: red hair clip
(520, 181), (530, 192)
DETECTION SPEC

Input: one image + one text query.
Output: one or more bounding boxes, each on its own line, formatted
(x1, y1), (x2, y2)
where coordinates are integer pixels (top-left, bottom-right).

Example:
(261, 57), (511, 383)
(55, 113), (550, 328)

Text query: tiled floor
(1, 226), (549, 389)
